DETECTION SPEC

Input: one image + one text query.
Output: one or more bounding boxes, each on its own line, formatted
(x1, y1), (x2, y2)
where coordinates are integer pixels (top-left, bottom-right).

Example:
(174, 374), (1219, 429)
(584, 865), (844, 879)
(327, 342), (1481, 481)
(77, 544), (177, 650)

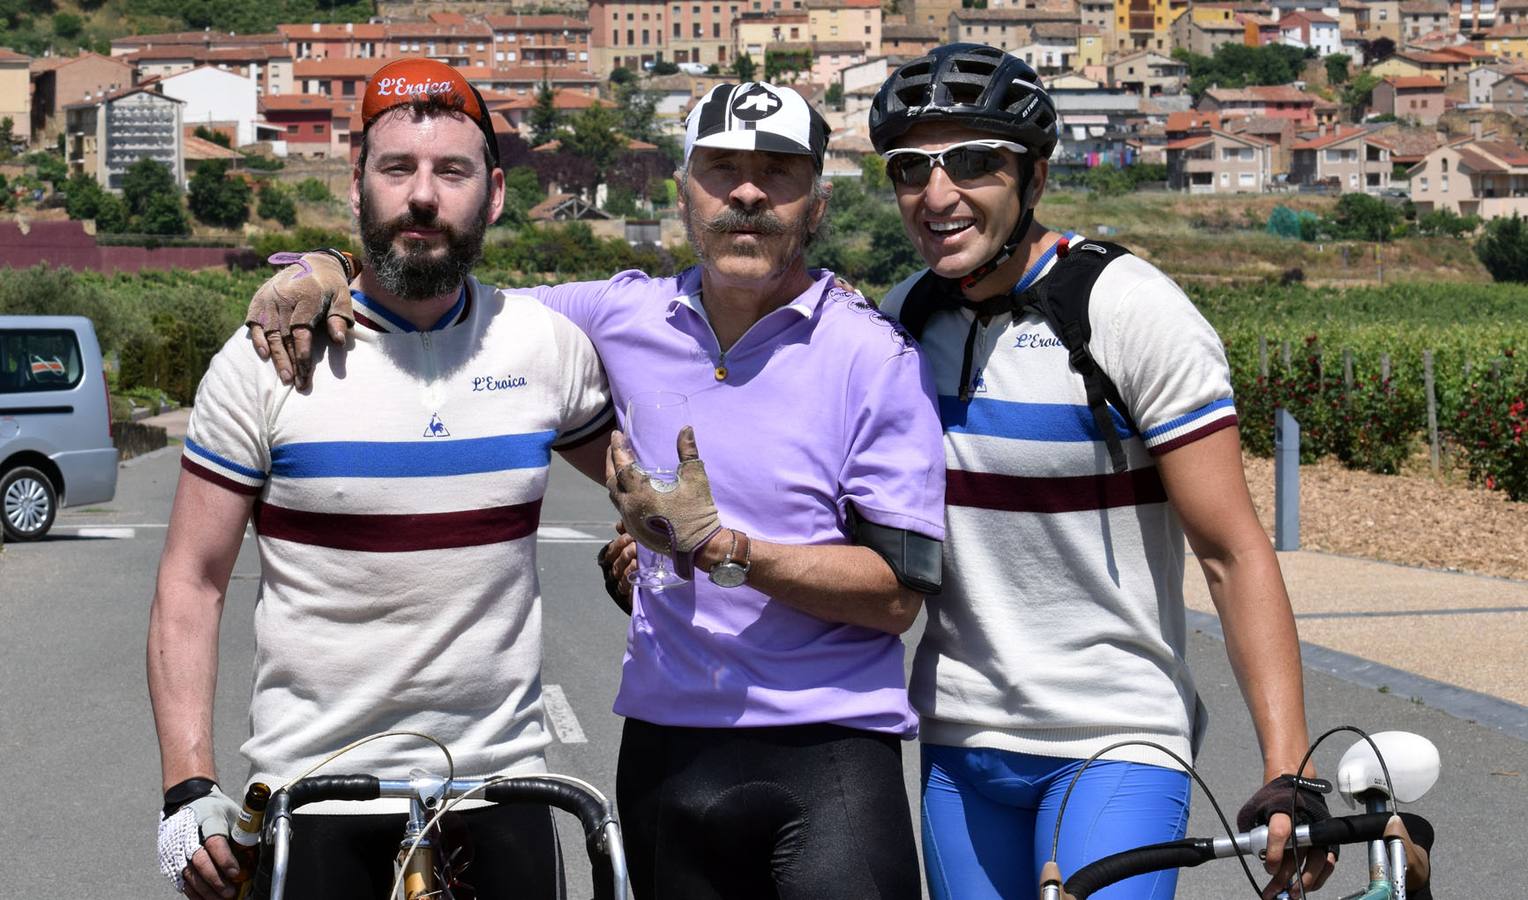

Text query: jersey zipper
(696, 300), (783, 382)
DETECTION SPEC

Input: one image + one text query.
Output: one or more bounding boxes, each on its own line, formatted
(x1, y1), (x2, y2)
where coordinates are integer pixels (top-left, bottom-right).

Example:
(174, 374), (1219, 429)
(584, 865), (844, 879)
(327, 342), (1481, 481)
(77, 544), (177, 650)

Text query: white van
(0, 316), (119, 541)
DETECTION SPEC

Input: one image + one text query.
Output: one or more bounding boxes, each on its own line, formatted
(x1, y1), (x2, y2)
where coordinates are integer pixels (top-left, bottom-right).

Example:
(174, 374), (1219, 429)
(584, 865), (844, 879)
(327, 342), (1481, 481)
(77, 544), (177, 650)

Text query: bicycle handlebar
(252, 773), (626, 900)
(1060, 812), (1432, 900)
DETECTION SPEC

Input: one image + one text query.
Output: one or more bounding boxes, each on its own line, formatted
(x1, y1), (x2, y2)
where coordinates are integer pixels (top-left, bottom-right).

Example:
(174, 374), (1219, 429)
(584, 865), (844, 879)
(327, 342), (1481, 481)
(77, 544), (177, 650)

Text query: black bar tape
(1064, 839), (1217, 900)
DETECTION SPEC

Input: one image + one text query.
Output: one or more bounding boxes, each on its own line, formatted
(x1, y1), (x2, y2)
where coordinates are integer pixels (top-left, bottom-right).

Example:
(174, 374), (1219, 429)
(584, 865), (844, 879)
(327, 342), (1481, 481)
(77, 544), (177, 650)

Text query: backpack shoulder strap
(892, 269), (949, 343)
(1021, 240), (1139, 474)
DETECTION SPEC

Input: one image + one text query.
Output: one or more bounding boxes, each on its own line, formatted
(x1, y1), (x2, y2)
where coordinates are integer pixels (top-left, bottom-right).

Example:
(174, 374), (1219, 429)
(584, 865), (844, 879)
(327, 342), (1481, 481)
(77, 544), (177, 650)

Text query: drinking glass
(624, 391), (691, 591)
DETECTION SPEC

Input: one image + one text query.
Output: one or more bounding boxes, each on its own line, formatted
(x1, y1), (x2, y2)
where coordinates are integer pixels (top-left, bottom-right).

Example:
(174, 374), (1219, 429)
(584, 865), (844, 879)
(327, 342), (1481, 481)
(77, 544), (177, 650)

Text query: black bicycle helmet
(869, 44), (1062, 291)
(870, 44), (1058, 157)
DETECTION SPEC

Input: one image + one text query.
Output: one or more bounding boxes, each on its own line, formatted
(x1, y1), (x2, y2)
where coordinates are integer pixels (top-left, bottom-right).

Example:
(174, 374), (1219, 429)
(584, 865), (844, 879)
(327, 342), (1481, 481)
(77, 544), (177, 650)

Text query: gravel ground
(1242, 454), (1528, 581)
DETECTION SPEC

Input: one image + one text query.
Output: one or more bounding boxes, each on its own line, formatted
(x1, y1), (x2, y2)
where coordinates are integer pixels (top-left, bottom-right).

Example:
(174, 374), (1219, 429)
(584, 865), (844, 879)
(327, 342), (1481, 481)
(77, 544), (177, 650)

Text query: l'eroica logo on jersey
(1013, 332), (1064, 350)
(472, 373), (528, 392)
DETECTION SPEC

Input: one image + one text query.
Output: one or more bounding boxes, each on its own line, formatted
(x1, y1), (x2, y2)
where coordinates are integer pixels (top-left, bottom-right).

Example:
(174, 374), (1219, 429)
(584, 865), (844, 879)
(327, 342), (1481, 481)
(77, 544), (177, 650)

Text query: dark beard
(359, 188), (490, 300)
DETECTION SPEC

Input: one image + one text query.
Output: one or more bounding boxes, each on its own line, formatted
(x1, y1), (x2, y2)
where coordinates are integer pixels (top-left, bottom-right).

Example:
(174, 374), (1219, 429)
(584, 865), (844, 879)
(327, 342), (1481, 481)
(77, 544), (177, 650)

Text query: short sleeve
(515, 270), (650, 338)
(1092, 260), (1238, 457)
(546, 308), (614, 449)
(838, 345), (947, 540)
(181, 332), (273, 495)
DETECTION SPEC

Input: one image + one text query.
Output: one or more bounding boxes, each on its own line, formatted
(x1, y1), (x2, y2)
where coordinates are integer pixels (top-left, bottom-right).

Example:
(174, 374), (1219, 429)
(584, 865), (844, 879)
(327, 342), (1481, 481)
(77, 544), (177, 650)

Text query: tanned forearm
(1158, 427), (1313, 779)
(695, 536), (923, 634)
(147, 472), (255, 790)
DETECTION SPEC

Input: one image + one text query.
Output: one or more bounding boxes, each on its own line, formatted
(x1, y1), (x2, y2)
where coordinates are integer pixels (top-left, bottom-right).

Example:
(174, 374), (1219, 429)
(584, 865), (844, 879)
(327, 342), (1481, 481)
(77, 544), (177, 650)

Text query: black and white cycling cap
(684, 82), (831, 170)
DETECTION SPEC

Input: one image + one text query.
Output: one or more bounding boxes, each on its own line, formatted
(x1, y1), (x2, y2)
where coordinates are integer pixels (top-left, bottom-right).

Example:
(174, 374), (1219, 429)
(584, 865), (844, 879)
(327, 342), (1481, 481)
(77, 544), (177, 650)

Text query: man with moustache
(241, 81), (947, 899)
(148, 59), (613, 900)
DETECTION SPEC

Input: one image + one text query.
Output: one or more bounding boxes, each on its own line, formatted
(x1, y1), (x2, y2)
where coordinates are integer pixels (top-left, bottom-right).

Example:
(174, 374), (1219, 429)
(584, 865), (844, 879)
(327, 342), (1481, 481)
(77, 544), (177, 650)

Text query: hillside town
(3, 0), (1528, 232)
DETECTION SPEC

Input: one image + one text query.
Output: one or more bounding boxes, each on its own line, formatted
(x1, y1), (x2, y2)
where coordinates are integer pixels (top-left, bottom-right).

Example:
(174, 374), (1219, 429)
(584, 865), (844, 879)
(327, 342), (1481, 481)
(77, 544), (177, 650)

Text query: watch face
(709, 562), (747, 588)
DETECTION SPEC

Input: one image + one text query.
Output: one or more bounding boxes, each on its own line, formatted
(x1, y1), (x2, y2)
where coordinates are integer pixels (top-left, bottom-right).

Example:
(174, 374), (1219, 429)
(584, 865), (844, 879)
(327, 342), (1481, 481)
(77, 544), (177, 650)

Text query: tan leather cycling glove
(606, 427), (722, 579)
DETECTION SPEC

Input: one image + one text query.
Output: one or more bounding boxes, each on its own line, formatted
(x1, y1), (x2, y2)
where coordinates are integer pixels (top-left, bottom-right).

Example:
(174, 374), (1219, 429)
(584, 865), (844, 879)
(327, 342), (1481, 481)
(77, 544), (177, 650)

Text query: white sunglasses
(881, 139), (1028, 187)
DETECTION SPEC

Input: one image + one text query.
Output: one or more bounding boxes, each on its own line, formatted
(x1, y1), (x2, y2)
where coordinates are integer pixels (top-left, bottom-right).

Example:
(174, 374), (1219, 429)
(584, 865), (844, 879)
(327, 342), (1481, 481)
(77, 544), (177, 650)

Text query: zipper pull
(714, 351), (727, 381)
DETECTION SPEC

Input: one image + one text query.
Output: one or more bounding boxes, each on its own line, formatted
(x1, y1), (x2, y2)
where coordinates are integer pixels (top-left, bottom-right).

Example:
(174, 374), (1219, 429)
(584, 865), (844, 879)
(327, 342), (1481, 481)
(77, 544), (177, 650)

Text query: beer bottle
(230, 782), (271, 899)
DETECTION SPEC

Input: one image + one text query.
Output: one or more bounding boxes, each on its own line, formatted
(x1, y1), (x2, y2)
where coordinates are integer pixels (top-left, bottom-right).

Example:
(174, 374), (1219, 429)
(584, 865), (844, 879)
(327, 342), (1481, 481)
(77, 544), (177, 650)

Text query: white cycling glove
(157, 785), (240, 892)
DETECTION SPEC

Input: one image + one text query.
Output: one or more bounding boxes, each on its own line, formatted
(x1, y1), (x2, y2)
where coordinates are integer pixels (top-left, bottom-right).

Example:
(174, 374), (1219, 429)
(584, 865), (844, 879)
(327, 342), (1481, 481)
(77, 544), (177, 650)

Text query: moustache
(700, 207), (787, 236)
(388, 211), (452, 240)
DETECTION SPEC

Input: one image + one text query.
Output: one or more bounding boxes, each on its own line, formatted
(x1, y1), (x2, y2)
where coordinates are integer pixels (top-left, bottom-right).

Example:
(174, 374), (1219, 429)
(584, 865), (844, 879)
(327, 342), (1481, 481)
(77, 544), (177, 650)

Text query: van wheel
(2, 466), (58, 541)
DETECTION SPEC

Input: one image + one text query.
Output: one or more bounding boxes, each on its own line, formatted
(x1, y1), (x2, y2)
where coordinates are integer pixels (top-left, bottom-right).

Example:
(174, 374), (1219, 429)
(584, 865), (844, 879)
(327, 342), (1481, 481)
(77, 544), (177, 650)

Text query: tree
(1475, 214), (1528, 282)
(556, 104), (626, 197)
(1324, 53), (1351, 86)
(257, 183), (298, 227)
(187, 161), (251, 228)
(25, 150), (68, 187)
(0, 116), (14, 160)
(51, 11), (82, 38)
(860, 154), (890, 193)
(1083, 163), (1133, 197)
(1326, 193), (1399, 241)
(120, 157), (179, 218)
(650, 60), (679, 75)
(1341, 72), (1381, 121)
(1417, 208), (1480, 238)
(613, 78), (661, 145)
(825, 82), (844, 110)
(1363, 37), (1396, 63)
(138, 191), (190, 236)
(529, 80), (561, 147)
(496, 165), (543, 226)
(731, 53), (757, 82)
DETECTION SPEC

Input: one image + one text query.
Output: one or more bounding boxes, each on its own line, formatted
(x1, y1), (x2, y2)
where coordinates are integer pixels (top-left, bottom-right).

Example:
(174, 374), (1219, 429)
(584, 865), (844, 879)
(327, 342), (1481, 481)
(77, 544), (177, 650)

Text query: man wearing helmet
(870, 44), (1336, 900)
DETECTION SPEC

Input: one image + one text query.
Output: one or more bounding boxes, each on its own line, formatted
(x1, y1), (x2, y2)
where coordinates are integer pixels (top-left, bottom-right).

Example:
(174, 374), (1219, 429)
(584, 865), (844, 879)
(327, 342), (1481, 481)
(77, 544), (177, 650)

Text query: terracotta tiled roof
(0, 47), (31, 62)
(260, 94), (340, 112)
(1455, 146), (1506, 172)
(490, 88), (613, 110)
(484, 15), (590, 31)
(277, 23), (388, 39)
(384, 21), (492, 39)
(293, 57), (388, 78)
(1385, 75), (1446, 89)
(1166, 110), (1221, 131)
(1474, 139), (1528, 166)
(184, 134), (245, 160)
(1292, 126), (1371, 150)
(1166, 135), (1212, 150)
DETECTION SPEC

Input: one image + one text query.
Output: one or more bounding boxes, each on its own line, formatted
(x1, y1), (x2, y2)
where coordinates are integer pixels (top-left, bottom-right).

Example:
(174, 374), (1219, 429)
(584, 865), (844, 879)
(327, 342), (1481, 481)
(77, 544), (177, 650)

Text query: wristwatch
(708, 529), (752, 588)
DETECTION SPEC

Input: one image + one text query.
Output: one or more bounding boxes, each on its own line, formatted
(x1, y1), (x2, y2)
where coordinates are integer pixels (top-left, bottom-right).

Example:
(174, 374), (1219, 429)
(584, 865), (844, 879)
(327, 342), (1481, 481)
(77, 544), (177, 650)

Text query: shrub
(257, 183), (298, 227)
(250, 226), (356, 261)
(1475, 214), (1528, 283)
(294, 177), (333, 203)
(1450, 354), (1528, 500)
(188, 161), (251, 228)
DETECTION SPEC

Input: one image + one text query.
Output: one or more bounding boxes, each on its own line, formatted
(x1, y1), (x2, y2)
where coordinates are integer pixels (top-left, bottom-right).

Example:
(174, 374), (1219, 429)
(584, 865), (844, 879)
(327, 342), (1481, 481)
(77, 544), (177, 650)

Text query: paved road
(1, 448), (1523, 898)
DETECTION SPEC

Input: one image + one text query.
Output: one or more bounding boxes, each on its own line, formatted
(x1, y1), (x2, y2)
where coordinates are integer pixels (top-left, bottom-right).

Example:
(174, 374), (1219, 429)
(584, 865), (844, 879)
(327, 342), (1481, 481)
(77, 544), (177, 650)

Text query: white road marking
(538, 526), (603, 543)
(72, 527), (137, 539)
(54, 522), (168, 528)
(542, 684), (587, 744)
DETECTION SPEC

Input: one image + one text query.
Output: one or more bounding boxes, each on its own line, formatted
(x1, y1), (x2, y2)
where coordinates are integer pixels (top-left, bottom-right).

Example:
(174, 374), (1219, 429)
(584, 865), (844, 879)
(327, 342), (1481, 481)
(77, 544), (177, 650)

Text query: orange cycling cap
(361, 58), (500, 167)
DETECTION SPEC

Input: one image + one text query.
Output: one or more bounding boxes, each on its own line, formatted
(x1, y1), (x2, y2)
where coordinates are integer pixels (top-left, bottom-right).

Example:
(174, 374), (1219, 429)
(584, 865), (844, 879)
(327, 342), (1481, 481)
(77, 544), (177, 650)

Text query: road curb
(119, 445), (179, 469)
(1186, 609), (1528, 743)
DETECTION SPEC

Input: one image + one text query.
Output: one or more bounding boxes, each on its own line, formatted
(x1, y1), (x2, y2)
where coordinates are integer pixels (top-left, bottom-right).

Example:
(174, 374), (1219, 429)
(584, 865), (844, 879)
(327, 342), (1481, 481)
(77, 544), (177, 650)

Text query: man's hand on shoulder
(246, 250), (357, 389)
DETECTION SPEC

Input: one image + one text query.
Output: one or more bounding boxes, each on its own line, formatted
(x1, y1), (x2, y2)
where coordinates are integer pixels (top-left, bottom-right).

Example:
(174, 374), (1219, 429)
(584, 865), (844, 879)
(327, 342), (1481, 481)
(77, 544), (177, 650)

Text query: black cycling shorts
(280, 801), (563, 900)
(617, 718), (922, 900)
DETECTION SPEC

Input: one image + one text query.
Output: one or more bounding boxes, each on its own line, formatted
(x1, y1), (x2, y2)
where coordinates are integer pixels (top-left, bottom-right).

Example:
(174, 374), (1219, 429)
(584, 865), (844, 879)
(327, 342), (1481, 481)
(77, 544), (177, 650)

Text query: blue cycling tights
(921, 743), (1191, 900)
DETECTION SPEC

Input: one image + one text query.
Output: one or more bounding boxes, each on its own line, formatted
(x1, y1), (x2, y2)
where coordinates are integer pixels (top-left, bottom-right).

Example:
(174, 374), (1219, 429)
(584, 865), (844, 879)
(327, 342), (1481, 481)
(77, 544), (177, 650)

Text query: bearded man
(239, 80), (948, 899)
(148, 59), (613, 900)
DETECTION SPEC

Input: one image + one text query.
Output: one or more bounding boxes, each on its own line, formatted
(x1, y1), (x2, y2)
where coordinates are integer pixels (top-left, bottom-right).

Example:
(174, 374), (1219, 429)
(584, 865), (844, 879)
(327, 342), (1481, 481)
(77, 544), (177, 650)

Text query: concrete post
(1275, 407), (1300, 552)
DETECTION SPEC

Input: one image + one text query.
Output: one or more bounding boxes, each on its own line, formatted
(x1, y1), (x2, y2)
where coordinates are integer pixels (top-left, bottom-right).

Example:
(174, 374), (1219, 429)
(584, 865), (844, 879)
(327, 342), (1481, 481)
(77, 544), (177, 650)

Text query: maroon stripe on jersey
(182, 456), (263, 495)
(946, 467), (1167, 514)
(252, 499), (544, 551)
(1148, 414), (1238, 456)
(354, 311), (385, 332)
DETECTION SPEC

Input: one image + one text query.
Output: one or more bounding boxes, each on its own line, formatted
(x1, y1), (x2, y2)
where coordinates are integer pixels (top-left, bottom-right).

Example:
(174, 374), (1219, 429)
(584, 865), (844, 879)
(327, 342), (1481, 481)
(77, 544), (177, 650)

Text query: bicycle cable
(389, 771), (615, 900)
(1280, 725), (1399, 900)
(277, 730), (456, 793)
(1045, 739), (1264, 898)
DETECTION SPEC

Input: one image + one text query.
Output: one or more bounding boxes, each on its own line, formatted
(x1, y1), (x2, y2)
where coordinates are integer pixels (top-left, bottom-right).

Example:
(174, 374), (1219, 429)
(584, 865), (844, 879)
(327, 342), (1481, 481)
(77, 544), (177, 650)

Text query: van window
(0, 330), (84, 393)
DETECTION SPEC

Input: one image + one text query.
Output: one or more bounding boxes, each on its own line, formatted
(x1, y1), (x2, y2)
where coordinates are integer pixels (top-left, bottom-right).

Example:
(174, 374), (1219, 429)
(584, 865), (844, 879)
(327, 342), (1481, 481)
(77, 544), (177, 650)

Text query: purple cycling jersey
(526, 267), (945, 735)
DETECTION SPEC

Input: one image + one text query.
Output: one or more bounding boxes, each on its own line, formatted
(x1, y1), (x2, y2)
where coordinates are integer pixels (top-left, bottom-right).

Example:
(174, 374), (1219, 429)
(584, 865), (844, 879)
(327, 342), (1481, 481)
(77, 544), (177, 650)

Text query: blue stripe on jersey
(349, 287), (466, 334)
(1141, 397), (1236, 440)
(350, 290), (413, 332)
(939, 396), (1133, 443)
(185, 436), (267, 480)
(268, 431), (557, 478)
